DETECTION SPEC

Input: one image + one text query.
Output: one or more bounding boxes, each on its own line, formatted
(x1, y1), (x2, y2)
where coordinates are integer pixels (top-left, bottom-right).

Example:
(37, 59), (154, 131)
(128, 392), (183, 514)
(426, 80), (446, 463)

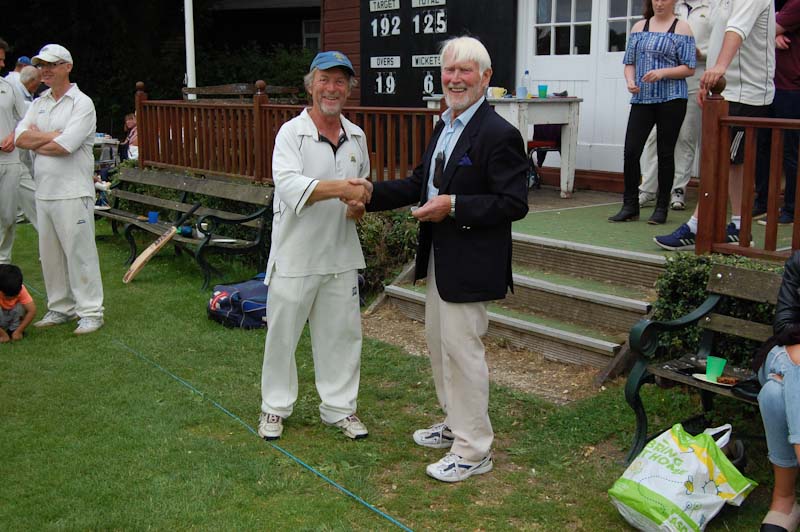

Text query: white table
(93, 136), (119, 171)
(425, 96), (582, 198)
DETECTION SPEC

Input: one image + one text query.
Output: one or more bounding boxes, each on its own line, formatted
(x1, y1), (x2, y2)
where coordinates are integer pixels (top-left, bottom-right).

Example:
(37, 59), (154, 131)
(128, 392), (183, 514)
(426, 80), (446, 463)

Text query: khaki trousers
(425, 252), (493, 461)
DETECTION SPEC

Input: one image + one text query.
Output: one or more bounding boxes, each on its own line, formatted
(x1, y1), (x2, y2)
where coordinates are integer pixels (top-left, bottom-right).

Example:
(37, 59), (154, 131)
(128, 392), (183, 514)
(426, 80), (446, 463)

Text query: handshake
(340, 178), (373, 220)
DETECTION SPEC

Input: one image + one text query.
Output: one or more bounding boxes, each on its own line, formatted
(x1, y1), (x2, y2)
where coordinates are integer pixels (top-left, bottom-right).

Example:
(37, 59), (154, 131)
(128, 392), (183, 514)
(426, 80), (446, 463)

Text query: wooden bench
(623, 264), (781, 462)
(96, 167), (272, 288)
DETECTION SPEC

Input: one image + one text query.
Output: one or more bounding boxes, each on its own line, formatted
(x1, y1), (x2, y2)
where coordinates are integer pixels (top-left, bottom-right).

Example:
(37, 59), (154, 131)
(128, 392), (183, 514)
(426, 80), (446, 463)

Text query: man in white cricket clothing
(257, 51), (372, 441)
(15, 44), (104, 334)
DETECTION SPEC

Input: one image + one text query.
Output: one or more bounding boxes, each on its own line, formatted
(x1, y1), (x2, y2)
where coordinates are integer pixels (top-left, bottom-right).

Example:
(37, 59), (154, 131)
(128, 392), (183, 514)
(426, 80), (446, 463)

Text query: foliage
(198, 43), (313, 99)
(356, 210), (419, 295)
(651, 253), (783, 366)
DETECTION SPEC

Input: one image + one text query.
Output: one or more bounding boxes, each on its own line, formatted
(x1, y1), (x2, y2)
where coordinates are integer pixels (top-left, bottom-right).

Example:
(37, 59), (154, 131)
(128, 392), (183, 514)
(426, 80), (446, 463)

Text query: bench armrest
(629, 293), (722, 359)
(197, 207), (269, 233)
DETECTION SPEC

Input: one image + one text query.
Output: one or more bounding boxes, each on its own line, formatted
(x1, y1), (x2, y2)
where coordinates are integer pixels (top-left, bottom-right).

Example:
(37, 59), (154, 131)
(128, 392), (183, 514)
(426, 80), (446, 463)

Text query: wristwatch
(449, 194), (456, 217)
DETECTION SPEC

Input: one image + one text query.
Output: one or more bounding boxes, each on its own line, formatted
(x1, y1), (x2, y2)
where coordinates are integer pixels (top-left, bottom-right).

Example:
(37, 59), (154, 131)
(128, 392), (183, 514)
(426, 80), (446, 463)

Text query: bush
(651, 253), (783, 366)
(356, 210), (419, 295)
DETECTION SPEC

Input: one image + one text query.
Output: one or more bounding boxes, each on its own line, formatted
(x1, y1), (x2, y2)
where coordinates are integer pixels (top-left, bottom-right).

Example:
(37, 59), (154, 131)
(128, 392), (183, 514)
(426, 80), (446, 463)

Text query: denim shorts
(758, 345), (800, 468)
(0, 303), (24, 332)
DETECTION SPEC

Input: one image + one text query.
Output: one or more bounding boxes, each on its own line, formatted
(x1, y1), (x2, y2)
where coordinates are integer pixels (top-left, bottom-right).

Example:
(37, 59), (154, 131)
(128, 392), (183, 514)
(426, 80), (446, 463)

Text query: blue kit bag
(207, 273), (268, 329)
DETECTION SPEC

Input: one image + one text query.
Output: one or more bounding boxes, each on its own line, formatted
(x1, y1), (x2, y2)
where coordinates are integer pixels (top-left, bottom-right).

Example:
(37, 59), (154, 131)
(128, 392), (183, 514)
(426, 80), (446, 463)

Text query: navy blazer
(369, 100), (529, 303)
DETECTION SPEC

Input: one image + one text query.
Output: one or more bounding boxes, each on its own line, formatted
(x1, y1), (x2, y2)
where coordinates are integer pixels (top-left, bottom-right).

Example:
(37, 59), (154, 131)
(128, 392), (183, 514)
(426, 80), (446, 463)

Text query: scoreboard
(359, 0), (517, 107)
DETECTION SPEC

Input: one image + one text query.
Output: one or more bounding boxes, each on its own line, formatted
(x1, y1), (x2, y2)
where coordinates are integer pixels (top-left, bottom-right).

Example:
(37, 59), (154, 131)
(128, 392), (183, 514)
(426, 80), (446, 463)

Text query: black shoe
(608, 204), (639, 222)
(647, 207), (668, 225)
(752, 205), (768, 220)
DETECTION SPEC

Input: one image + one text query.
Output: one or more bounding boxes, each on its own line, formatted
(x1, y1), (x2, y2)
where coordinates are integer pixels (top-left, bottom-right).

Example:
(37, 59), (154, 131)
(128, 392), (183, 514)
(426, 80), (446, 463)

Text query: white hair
(19, 65), (39, 85)
(440, 36), (492, 75)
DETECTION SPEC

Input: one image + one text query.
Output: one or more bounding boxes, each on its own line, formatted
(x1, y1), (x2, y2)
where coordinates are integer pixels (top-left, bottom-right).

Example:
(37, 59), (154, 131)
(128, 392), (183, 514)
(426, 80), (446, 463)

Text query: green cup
(538, 84), (548, 98)
(705, 355), (727, 382)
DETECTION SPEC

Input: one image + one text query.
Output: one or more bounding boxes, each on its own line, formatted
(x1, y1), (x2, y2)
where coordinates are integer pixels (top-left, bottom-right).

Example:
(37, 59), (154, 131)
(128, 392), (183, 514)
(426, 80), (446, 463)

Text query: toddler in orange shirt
(0, 264), (36, 342)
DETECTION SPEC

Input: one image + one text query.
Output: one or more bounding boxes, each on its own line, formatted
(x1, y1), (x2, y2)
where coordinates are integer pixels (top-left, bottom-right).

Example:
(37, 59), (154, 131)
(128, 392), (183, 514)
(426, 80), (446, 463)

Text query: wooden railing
(134, 81), (440, 183)
(696, 83), (800, 261)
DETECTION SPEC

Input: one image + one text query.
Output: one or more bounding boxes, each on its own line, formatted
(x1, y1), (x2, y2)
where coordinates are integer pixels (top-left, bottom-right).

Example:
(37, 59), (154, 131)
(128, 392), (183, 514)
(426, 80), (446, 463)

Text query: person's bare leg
(770, 463), (798, 514)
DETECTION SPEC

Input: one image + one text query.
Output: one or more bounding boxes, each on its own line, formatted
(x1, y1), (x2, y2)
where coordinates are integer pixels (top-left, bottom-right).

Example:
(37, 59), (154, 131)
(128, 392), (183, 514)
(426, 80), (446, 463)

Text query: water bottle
(518, 69), (530, 98)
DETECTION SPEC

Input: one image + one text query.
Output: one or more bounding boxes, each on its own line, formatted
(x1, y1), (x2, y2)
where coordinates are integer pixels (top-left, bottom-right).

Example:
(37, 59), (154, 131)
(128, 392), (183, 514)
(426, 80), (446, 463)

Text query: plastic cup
(538, 84), (548, 98)
(147, 211), (159, 224)
(705, 355), (727, 382)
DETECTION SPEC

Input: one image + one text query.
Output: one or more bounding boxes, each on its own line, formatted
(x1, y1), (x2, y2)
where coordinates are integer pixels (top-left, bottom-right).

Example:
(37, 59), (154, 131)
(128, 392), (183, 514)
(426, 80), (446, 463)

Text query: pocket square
(458, 154), (473, 166)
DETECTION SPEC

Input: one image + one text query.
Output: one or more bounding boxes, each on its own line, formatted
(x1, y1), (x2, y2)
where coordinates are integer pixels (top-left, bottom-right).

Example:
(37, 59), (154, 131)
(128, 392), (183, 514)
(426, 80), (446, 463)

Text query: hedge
(651, 252), (784, 367)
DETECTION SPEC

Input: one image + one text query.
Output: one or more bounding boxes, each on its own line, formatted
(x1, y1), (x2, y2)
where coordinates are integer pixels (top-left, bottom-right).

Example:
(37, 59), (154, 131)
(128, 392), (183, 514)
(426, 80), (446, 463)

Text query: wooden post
(253, 80), (268, 183)
(135, 82), (147, 169)
(695, 79), (729, 254)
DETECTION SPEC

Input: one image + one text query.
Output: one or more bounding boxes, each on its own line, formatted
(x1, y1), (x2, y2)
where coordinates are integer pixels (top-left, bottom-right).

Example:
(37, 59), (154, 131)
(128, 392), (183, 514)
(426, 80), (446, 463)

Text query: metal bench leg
(624, 358), (655, 463)
(123, 224), (139, 265)
(111, 219), (120, 236)
(700, 389), (715, 422)
(195, 249), (213, 290)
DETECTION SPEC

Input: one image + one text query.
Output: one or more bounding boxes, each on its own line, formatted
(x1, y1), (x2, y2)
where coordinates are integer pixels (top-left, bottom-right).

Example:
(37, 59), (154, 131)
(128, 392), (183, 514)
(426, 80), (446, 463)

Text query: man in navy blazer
(350, 36), (529, 482)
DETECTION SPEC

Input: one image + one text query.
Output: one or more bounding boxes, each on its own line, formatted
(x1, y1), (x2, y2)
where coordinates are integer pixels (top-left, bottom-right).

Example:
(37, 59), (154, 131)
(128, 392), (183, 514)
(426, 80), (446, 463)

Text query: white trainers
(638, 191), (657, 208)
(74, 317), (104, 335)
(33, 310), (76, 328)
(426, 452), (493, 483)
(670, 188), (686, 210)
(258, 413), (283, 440)
(413, 422), (455, 449)
(324, 414), (368, 439)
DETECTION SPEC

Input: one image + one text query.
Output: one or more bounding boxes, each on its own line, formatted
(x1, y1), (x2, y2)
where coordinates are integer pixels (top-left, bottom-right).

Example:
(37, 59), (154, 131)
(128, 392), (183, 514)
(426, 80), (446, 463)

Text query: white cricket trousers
(260, 269), (362, 424)
(37, 197), (104, 319)
(0, 163), (30, 264)
(425, 252), (493, 461)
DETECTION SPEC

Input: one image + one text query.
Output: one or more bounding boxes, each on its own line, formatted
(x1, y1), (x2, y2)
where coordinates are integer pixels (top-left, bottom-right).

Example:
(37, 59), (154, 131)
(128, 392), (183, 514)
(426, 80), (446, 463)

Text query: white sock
(687, 216), (699, 233)
(731, 216), (741, 230)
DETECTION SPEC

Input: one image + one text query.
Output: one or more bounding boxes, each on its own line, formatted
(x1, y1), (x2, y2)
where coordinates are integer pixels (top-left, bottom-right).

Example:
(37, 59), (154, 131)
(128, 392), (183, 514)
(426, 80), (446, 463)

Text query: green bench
(623, 264), (781, 462)
(96, 167), (272, 288)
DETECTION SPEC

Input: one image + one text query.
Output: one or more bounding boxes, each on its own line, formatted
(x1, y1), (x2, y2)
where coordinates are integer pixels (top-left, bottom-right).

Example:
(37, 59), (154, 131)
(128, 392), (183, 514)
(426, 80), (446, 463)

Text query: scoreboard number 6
(423, 72), (435, 95)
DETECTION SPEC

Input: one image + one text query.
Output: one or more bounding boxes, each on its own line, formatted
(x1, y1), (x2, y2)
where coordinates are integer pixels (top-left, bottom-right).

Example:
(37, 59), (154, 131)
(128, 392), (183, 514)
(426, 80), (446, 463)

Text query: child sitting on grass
(0, 264), (36, 343)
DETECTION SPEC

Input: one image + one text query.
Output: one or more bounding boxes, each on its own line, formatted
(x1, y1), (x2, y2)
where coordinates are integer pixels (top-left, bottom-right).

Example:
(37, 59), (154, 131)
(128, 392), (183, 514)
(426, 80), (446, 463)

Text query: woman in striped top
(609, 0), (696, 224)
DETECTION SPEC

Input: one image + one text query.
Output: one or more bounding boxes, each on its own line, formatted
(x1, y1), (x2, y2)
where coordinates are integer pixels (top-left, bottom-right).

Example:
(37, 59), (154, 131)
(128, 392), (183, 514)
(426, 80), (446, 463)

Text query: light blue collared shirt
(426, 96), (485, 201)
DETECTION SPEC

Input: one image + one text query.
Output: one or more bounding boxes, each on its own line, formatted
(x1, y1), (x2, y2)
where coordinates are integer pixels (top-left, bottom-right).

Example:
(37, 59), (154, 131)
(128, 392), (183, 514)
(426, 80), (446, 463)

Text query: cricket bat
(122, 203), (202, 284)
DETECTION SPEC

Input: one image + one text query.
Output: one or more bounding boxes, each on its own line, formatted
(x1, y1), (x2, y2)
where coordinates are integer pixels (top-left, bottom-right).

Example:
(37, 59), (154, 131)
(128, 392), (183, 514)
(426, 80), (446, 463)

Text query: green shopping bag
(609, 424), (756, 531)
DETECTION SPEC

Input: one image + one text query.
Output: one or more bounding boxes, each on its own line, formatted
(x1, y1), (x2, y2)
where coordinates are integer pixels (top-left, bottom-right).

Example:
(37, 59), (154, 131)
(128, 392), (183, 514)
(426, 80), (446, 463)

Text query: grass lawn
(0, 221), (780, 530)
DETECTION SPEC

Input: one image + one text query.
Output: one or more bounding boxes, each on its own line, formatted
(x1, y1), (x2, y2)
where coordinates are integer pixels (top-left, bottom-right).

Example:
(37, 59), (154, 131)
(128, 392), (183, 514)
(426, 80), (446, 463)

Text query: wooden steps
(381, 234), (665, 368)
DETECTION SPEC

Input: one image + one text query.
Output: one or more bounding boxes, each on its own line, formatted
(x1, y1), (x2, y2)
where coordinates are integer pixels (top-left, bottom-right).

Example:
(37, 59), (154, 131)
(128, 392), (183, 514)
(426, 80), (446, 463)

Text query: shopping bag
(608, 424), (756, 531)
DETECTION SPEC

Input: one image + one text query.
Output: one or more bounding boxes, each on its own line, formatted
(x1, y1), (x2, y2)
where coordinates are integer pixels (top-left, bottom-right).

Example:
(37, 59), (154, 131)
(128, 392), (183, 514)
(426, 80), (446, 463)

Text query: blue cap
(16, 56), (32, 66)
(310, 51), (355, 77)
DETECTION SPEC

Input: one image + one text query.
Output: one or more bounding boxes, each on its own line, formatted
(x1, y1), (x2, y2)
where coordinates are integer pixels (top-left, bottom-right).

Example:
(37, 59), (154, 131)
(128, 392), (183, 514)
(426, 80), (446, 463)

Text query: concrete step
(384, 285), (620, 368)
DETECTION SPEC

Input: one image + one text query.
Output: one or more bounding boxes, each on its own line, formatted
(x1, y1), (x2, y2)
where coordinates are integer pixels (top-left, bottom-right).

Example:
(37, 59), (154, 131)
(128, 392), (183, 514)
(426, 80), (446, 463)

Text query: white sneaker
(426, 452), (493, 483)
(324, 414), (368, 439)
(413, 422), (455, 449)
(638, 191), (657, 208)
(258, 413), (283, 440)
(34, 310), (76, 328)
(74, 317), (103, 335)
(670, 188), (686, 210)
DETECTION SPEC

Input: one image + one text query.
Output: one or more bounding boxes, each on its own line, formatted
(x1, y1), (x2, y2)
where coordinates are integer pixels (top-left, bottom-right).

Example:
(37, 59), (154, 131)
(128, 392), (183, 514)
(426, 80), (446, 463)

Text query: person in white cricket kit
(0, 38), (35, 265)
(258, 51), (372, 441)
(15, 44), (104, 335)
